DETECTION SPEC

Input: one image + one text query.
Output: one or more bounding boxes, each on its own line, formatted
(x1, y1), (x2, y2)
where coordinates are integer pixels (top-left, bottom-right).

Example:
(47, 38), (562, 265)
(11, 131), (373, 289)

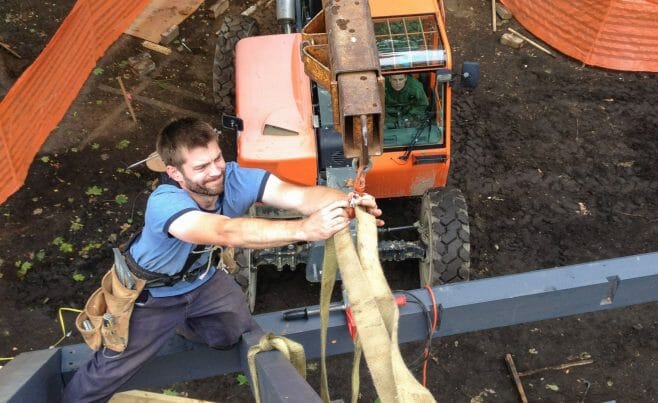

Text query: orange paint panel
(365, 151), (450, 198)
(235, 34), (317, 186)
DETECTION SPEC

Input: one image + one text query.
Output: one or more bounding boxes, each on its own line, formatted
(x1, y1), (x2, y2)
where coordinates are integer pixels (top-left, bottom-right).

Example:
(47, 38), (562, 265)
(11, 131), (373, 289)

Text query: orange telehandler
(213, 0), (478, 310)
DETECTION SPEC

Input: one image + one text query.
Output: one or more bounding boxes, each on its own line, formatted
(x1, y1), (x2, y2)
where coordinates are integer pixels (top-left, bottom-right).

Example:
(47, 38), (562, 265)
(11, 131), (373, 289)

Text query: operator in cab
(384, 73), (429, 129)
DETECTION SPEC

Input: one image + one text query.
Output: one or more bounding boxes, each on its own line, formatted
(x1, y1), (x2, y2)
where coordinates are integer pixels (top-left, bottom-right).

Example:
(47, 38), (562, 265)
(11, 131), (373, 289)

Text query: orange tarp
(0, 0), (149, 205)
(501, 0), (658, 72)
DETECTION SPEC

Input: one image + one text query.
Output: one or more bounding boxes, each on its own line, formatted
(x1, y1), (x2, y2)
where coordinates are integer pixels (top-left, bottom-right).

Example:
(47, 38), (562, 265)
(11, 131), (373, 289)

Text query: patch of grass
(15, 260), (33, 279)
(69, 216), (84, 232)
(71, 272), (85, 282)
(52, 237), (74, 254)
(115, 139), (130, 150)
(162, 389), (179, 396)
(236, 373), (249, 386)
(79, 242), (102, 258)
(114, 194), (129, 205)
(85, 186), (104, 196)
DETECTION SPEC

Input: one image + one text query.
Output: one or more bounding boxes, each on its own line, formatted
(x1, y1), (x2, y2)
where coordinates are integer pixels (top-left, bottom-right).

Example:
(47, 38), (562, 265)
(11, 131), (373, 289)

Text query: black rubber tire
(212, 15), (259, 112)
(232, 248), (257, 313)
(419, 187), (471, 286)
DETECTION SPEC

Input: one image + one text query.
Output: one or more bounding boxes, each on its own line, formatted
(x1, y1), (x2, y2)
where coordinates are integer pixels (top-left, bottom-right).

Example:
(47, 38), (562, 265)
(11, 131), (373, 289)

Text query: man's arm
(260, 175), (345, 215)
(409, 79), (429, 119)
(261, 175), (383, 221)
(167, 198), (350, 249)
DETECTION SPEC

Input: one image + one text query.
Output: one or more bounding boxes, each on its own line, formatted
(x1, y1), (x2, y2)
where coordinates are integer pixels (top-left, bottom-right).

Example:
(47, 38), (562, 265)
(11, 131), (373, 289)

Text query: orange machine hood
(234, 33), (317, 186)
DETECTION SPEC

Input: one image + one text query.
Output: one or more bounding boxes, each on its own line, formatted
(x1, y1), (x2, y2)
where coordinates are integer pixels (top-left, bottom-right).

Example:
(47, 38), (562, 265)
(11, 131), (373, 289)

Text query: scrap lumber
(125, 0), (203, 43)
(505, 354), (528, 403)
(0, 41), (21, 59)
(142, 40), (172, 55)
(159, 25), (179, 45)
(508, 28), (556, 57)
(116, 76), (137, 123)
(208, 0), (230, 19)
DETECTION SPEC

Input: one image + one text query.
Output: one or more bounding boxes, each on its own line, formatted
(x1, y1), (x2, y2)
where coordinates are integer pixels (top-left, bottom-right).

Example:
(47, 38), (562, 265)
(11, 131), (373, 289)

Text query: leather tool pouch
(75, 266), (146, 352)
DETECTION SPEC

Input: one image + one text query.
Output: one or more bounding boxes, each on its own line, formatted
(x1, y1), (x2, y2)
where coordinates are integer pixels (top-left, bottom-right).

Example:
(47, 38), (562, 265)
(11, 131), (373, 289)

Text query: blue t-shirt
(129, 162), (270, 297)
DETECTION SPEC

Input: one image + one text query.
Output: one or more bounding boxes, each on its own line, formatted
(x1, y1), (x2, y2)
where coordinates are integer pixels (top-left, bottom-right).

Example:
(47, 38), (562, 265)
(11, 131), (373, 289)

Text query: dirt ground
(1, 0), (657, 401)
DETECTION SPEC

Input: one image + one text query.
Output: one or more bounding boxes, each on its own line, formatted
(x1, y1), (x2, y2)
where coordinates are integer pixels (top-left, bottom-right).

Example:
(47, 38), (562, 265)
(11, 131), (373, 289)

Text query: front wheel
(418, 187), (471, 286)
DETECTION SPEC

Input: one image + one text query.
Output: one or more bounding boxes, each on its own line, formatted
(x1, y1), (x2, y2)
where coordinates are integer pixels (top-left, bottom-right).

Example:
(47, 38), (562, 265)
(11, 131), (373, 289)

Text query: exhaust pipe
(276, 0), (296, 33)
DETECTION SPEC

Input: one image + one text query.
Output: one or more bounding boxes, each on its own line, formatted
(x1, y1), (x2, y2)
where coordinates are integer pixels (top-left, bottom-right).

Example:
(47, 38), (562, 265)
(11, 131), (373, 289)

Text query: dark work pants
(62, 269), (257, 403)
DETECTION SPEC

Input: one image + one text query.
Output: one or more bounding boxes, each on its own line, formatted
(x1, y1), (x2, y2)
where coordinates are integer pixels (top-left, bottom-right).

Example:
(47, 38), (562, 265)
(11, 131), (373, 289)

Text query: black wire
(393, 290), (434, 371)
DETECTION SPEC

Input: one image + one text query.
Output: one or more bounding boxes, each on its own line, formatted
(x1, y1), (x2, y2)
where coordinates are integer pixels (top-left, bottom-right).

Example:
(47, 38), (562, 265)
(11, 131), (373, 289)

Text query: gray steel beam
(2, 252), (658, 402)
(0, 348), (62, 403)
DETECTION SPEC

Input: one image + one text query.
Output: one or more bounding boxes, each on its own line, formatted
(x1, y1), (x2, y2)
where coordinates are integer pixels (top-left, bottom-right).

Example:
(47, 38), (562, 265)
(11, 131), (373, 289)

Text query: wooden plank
(110, 390), (214, 402)
(125, 0), (204, 43)
(142, 41), (172, 55)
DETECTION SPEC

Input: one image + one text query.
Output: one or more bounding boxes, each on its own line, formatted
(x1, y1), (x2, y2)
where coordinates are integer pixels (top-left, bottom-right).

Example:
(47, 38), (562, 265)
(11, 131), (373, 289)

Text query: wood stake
(0, 41), (22, 59)
(505, 354), (529, 403)
(518, 358), (594, 377)
(492, 0), (497, 32)
(117, 76), (137, 123)
(508, 28), (556, 57)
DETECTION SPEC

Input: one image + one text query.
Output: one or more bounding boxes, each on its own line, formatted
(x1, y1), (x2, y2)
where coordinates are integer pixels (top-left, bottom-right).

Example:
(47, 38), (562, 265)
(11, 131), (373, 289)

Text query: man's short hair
(157, 118), (217, 168)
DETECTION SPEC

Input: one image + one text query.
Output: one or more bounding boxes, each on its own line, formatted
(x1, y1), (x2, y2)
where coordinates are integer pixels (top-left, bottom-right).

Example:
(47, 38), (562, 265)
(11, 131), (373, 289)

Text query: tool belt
(75, 265), (146, 352)
(75, 233), (213, 352)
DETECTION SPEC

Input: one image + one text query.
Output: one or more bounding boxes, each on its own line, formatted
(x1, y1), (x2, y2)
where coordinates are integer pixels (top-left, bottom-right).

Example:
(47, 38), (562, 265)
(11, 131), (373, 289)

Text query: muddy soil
(1, 0), (657, 402)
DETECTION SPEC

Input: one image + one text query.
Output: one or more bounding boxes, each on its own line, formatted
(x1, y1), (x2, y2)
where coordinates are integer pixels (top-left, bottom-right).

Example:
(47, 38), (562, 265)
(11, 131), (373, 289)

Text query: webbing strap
(247, 332), (307, 403)
(319, 207), (436, 403)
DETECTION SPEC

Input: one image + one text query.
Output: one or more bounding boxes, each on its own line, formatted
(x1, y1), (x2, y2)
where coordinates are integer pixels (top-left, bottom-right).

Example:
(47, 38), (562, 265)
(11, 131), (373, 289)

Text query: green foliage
(35, 250), (46, 262)
(15, 261), (33, 279)
(53, 237), (74, 254)
(114, 194), (129, 205)
(92, 67), (104, 76)
(40, 156), (50, 163)
(162, 389), (179, 396)
(70, 216), (84, 232)
(85, 186), (104, 196)
(115, 139), (130, 150)
(72, 272), (86, 282)
(79, 242), (102, 258)
(236, 373), (249, 386)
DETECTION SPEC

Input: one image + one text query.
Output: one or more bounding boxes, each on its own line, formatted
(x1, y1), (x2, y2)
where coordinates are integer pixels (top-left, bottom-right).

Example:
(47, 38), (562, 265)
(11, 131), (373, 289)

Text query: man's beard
(183, 175), (224, 196)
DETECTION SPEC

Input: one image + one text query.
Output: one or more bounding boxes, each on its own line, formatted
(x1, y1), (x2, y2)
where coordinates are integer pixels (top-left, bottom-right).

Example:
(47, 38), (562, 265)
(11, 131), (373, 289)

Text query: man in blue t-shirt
(63, 118), (382, 402)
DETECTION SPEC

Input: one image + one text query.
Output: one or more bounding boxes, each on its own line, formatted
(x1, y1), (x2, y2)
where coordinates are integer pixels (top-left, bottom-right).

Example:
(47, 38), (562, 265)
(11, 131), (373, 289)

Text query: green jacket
(384, 76), (429, 128)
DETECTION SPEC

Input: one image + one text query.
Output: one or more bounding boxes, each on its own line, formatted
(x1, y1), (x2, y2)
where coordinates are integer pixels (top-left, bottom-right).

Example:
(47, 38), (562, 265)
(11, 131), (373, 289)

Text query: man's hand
(300, 199), (351, 241)
(348, 192), (384, 227)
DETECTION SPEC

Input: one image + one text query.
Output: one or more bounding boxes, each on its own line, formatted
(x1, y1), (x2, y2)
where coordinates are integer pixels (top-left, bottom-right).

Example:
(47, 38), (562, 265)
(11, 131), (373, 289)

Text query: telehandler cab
(213, 0), (478, 310)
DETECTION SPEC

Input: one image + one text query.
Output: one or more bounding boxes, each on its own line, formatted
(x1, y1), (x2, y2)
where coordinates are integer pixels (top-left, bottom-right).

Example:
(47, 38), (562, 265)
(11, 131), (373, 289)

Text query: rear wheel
(419, 187), (471, 286)
(212, 15), (258, 112)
